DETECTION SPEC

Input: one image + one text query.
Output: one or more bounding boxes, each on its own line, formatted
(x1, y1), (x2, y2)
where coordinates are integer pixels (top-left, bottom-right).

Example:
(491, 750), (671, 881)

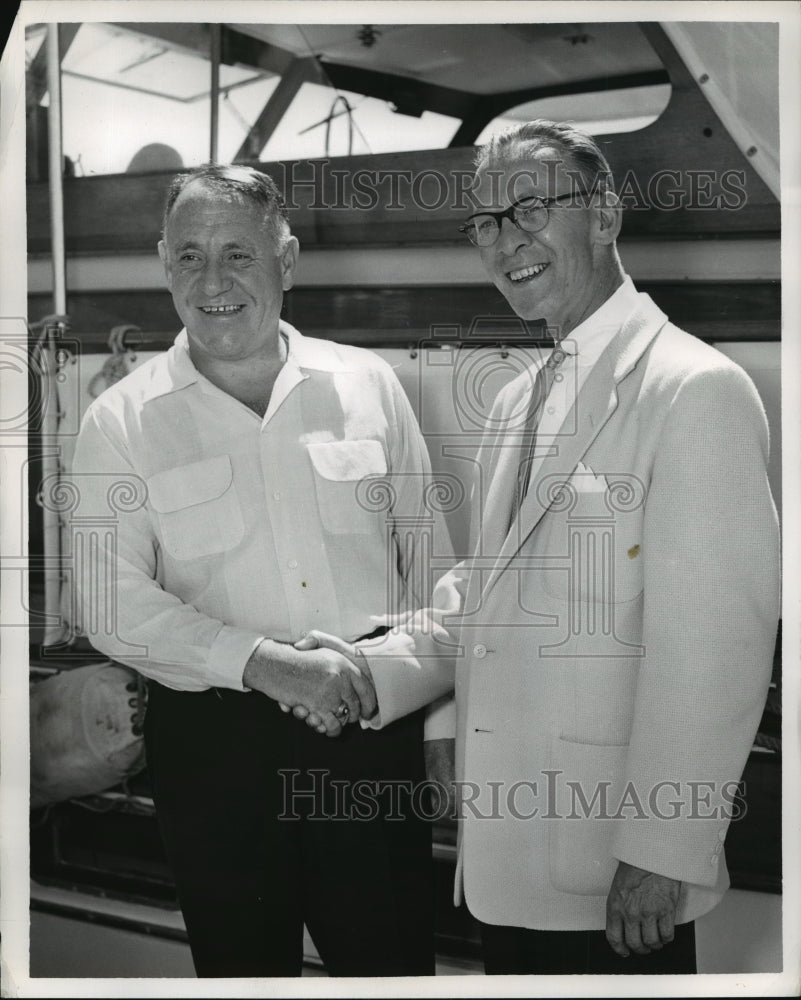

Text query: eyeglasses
(459, 191), (587, 247)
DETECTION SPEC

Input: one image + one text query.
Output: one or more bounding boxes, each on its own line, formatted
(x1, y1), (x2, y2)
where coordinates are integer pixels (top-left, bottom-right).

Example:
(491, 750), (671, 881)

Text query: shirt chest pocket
(147, 455), (244, 560)
(307, 440), (388, 535)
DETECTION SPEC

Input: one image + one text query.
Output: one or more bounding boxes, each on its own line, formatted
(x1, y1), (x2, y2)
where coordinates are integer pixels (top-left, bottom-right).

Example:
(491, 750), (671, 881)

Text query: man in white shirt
(312, 119), (780, 974)
(69, 165), (453, 977)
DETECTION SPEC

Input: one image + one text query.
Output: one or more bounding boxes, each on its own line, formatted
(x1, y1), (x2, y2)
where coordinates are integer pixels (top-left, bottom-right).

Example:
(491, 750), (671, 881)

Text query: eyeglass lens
(466, 202), (549, 246)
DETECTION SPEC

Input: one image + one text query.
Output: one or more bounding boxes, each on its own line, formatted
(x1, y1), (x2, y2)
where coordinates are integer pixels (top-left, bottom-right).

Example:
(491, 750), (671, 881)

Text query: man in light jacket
(311, 119), (780, 974)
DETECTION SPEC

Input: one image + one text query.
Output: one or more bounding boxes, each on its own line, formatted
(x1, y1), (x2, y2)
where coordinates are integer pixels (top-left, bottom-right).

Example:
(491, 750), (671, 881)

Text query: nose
(496, 214), (531, 255)
(200, 258), (232, 297)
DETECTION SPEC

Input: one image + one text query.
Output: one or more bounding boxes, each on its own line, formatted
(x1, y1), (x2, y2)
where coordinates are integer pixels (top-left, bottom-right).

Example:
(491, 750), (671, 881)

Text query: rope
(89, 324), (142, 398)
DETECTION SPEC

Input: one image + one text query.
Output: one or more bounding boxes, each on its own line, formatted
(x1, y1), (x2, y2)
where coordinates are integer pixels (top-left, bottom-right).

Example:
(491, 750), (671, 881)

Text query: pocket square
(571, 462), (610, 493)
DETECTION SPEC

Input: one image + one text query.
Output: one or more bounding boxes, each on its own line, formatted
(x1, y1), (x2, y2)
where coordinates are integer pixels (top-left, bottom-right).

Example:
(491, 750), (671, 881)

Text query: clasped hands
(243, 631), (375, 737)
(282, 630), (377, 736)
(263, 608), (448, 737)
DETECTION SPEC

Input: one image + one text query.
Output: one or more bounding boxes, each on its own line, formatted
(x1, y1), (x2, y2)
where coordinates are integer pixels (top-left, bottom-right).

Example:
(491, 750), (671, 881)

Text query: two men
(71, 165), (453, 976)
(72, 119), (780, 978)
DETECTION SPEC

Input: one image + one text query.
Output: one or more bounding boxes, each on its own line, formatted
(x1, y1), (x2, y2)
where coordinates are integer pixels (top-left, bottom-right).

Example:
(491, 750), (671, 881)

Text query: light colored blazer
(451, 293), (780, 930)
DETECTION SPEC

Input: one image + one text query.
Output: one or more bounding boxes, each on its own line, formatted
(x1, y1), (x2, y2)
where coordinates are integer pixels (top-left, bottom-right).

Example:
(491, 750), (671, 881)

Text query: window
(27, 23), (279, 176)
(475, 83), (672, 144)
(261, 82), (461, 160)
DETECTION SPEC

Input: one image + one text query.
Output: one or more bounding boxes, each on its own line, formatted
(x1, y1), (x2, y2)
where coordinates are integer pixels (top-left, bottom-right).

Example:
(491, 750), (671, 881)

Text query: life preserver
(30, 662), (146, 809)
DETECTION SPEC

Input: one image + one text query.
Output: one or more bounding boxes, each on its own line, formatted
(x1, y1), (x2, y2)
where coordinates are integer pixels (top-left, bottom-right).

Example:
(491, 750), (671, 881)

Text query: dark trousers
(144, 682), (435, 977)
(480, 919), (697, 975)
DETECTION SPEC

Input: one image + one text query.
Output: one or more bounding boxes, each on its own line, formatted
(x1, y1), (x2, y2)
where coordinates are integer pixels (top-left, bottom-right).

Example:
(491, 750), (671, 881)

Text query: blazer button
(473, 643), (487, 659)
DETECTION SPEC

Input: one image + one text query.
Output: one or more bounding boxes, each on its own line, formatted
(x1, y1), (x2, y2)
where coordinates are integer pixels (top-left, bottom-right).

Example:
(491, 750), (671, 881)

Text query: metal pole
(210, 24), (220, 162)
(42, 24), (68, 647)
(46, 24), (66, 315)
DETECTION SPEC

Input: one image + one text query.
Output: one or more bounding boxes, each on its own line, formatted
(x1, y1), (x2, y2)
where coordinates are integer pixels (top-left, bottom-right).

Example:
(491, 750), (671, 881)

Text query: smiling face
(158, 180), (298, 366)
(473, 145), (622, 337)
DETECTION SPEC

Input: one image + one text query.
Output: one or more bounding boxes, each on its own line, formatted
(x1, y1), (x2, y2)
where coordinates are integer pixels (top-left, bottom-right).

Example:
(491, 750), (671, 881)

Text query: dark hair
(475, 119), (615, 196)
(161, 164), (291, 249)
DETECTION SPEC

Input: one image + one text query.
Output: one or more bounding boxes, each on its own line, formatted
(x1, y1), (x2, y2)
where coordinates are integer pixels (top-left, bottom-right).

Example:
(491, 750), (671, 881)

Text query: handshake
(243, 628), (379, 737)
(242, 609), (451, 738)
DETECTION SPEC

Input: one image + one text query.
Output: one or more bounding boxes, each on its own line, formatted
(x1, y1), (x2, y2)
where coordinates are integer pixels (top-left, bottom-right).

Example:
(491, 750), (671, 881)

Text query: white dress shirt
(522, 274), (641, 489)
(70, 321), (454, 726)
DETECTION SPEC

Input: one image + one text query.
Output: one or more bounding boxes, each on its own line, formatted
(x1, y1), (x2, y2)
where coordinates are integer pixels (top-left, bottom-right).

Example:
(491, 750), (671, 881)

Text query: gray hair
(162, 164), (291, 252)
(475, 119), (615, 197)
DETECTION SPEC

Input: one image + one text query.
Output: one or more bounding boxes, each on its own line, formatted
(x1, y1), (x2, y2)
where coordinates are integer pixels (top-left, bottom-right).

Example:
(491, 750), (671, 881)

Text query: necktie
(509, 347), (567, 528)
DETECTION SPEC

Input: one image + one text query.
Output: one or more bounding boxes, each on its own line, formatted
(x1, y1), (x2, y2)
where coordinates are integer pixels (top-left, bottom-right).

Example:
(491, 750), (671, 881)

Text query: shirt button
(288, 559), (298, 569)
(473, 643), (487, 659)
(273, 491), (281, 500)
(547, 405), (555, 415)
(718, 829), (726, 842)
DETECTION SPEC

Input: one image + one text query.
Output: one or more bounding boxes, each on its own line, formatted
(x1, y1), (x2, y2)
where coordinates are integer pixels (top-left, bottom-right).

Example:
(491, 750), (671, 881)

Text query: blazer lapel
(476, 441), (522, 562)
(479, 294), (669, 602)
(458, 393), (529, 634)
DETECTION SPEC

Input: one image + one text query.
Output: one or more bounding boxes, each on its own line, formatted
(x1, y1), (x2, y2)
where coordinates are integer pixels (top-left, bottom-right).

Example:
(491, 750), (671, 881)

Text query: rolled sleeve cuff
(206, 626), (267, 691)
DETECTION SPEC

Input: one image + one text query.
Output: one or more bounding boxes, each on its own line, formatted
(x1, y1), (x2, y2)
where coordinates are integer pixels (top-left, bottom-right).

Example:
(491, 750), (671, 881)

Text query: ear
(594, 191), (622, 245)
(280, 236), (300, 292)
(158, 240), (172, 288)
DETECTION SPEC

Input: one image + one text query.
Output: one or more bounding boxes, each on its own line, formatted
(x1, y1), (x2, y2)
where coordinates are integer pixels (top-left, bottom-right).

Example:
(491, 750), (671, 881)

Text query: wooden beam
(233, 57), (323, 163)
(26, 139), (780, 254)
(220, 25), (296, 78)
(109, 22), (211, 59)
(320, 61), (477, 120)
